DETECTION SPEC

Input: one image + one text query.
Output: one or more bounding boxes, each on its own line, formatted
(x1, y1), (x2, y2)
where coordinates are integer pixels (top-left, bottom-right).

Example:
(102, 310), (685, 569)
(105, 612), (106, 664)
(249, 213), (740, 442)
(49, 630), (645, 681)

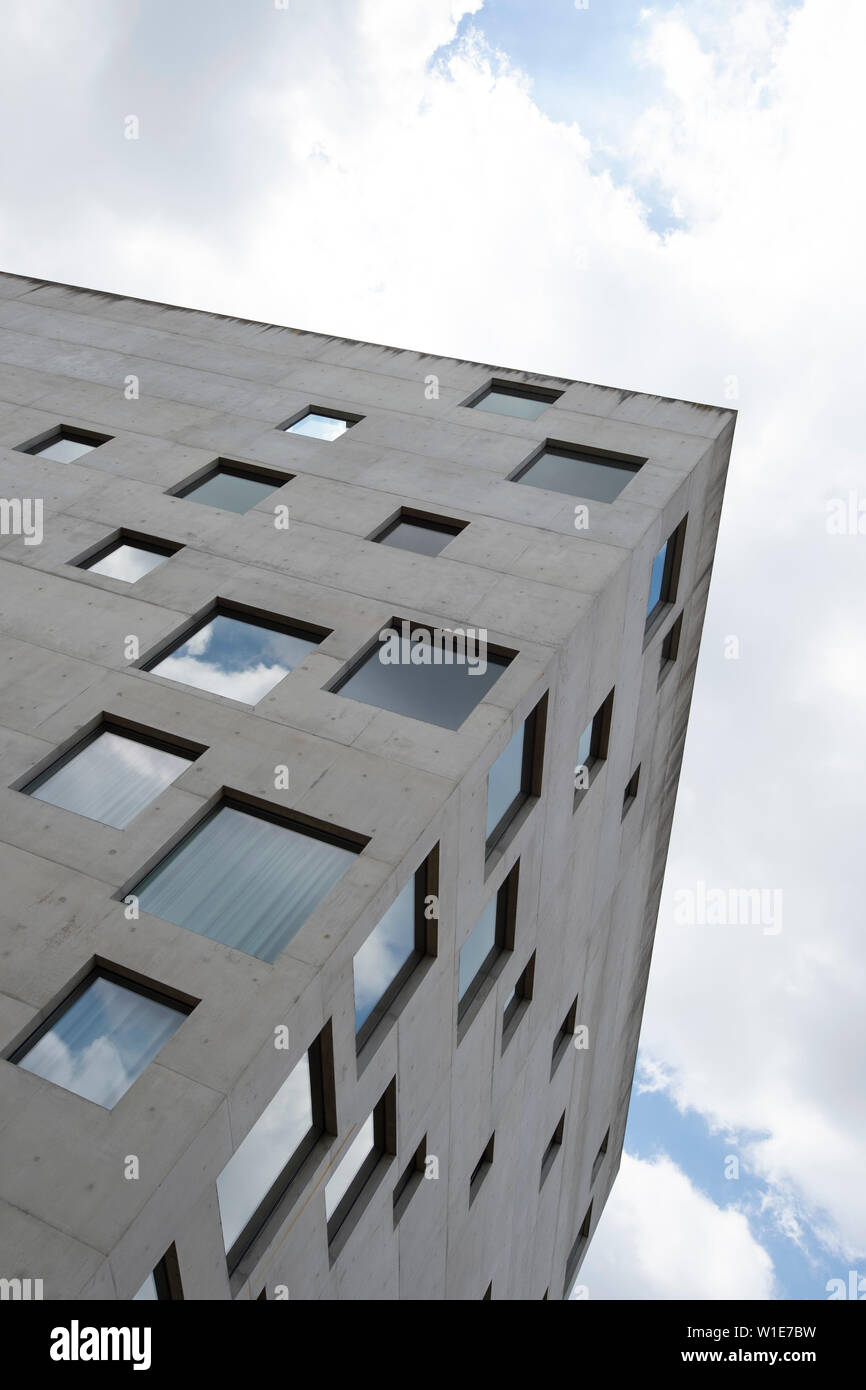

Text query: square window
(281, 409), (361, 441)
(540, 1112), (566, 1188)
(353, 848), (438, 1049)
(564, 1202), (594, 1294)
(511, 441), (644, 504)
(466, 381), (562, 421)
(646, 517), (687, 632)
(574, 688), (614, 808)
(133, 1246), (183, 1301)
(622, 765), (641, 817)
(78, 533), (180, 583)
(18, 426), (112, 463)
(371, 509), (466, 557)
(172, 460), (291, 514)
(23, 723), (200, 829)
(551, 993), (579, 1074)
(143, 603), (329, 704)
(326, 1079), (396, 1251)
(133, 799), (364, 961)
(11, 969), (193, 1108)
(502, 951), (535, 1048)
(591, 1127), (610, 1185)
(469, 1133), (494, 1205)
(458, 862), (518, 1023)
(393, 1134), (427, 1225)
(216, 1027), (331, 1268)
(332, 620), (514, 731)
(485, 695), (547, 853)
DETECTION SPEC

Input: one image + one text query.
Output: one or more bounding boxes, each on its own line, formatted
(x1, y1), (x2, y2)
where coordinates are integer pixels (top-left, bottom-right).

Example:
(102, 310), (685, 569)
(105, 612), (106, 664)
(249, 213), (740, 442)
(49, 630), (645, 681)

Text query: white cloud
(578, 1153), (776, 1300)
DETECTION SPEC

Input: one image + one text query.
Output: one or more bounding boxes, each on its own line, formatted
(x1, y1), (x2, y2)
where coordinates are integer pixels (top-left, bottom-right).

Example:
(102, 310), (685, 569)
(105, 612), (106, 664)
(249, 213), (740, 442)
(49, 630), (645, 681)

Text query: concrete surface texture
(0, 272), (733, 1300)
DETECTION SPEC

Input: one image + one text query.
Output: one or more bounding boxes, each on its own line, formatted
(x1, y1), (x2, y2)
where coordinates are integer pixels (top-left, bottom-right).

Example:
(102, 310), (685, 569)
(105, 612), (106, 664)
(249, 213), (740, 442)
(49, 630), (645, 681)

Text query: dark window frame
(469, 1133), (495, 1207)
(564, 1201), (594, 1295)
(355, 846), (439, 1054)
(457, 861), (519, 1027)
(502, 950), (536, 1049)
(551, 992), (579, 1076)
(148, 1244), (184, 1301)
(485, 694), (548, 857)
(392, 1133), (427, 1226)
(509, 437), (646, 500)
(591, 1127), (610, 1185)
(573, 688), (614, 811)
(225, 1022), (336, 1274)
(645, 516), (687, 639)
(658, 610), (684, 684)
(622, 764), (641, 818)
(168, 456), (294, 504)
(327, 1078), (397, 1253)
(16, 424), (113, 457)
(540, 1112), (566, 1188)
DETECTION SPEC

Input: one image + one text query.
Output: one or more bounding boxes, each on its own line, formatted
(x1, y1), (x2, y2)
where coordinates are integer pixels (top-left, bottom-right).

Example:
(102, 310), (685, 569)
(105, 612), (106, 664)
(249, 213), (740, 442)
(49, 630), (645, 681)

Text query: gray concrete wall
(0, 273), (733, 1299)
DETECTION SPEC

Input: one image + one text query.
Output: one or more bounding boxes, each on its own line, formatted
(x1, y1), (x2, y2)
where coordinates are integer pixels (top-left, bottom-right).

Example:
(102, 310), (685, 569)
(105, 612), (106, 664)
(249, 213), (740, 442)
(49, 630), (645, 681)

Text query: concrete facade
(0, 272), (733, 1300)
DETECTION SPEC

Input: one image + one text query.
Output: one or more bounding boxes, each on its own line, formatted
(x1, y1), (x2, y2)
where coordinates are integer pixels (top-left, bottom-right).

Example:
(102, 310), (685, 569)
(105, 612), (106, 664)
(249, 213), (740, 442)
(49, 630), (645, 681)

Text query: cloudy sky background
(1, 0), (863, 1300)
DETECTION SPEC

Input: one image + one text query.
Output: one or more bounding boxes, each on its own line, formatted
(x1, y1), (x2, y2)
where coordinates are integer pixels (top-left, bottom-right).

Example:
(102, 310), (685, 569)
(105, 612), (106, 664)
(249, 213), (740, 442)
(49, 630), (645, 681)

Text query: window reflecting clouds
(353, 878), (416, 1032)
(284, 412), (350, 441)
(15, 973), (189, 1108)
(458, 898), (498, 1002)
(148, 611), (320, 703)
(217, 1052), (313, 1254)
(83, 541), (172, 582)
(27, 728), (193, 829)
(324, 1112), (375, 1219)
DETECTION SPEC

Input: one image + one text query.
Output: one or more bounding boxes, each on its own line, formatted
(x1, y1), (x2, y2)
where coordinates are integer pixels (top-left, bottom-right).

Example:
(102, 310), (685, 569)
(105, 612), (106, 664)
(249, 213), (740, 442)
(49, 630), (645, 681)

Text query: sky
(1, 0), (864, 1301)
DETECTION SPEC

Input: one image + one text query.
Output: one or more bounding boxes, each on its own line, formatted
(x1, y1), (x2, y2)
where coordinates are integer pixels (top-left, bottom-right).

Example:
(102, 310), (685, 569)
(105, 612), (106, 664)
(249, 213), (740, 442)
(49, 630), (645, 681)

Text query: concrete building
(0, 272), (733, 1301)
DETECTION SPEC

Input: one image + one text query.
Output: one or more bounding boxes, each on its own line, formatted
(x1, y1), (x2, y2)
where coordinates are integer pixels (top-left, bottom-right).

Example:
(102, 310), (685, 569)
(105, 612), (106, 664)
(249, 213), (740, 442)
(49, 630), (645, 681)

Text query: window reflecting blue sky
(577, 719), (593, 770)
(16, 974), (187, 1108)
(179, 467), (281, 514)
(517, 448), (639, 503)
(647, 541), (668, 617)
(284, 412), (349, 441)
(28, 728), (192, 828)
(353, 877), (416, 1031)
(217, 1051), (313, 1253)
(135, 804), (360, 961)
(83, 541), (172, 583)
(336, 631), (510, 730)
(458, 897), (498, 1002)
(486, 723), (526, 841)
(324, 1111), (375, 1220)
(149, 611), (319, 704)
(132, 1272), (158, 1300)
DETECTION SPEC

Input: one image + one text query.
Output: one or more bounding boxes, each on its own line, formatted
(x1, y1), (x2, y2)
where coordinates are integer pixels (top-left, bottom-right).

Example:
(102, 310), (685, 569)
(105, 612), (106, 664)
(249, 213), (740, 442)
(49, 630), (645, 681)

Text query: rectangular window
(326, 1079), (396, 1251)
(551, 993), (579, 1074)
(371, 508), (466, 557)
(171, 459), (292, 514)
(353, 848), (438, 1050)
(458, 862), (519, 1024)
(511, 440), (644, 504)
(540, 1112), (566, 1188)
(469, 1134), (494, 1206)
(142, 601), (329, 705)
(217, 1026), (332, 1269)
(77, 531), (181, 583)
(622, 765), (641, 817)
(485, 695), (547, 854)
(23, 722), (201, 829)
(591, 1128), (610, 1185)
(502, 951), (535, 1048)
(134, 798), (364, 962)
(17, 425), (112, 463)
(280, 408), (362, 440)
(132, 1246), (183, 1301)
(331, 620), (514, 731)
(564, 1202), (594, 1294)
(646, 517), (687, 632)
(574, 688), (614, 808)
(659, 611), (683, 683)
(465, 380), (562, 420)
(393, 1134), (427, 1225)
(11, 968), (194, 1108)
